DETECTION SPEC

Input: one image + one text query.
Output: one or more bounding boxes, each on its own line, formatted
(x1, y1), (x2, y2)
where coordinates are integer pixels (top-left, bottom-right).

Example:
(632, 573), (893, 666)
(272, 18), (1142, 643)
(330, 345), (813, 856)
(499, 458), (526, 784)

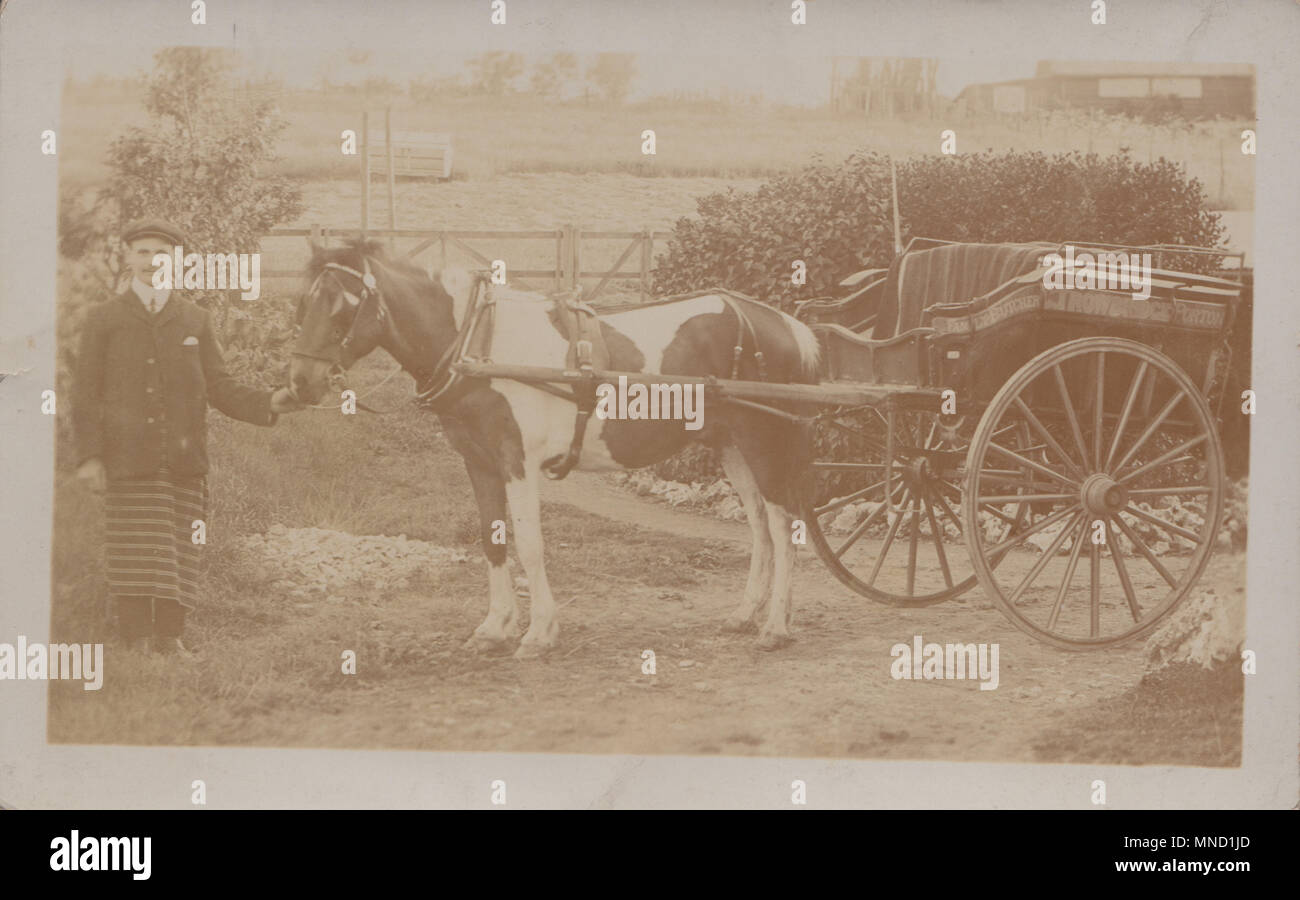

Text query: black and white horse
(290, 239), (821, 657)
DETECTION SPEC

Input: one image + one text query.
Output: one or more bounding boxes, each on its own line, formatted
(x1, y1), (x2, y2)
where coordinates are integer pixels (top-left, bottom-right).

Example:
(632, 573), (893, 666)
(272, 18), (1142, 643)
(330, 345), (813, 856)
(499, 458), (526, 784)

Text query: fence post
(385, 105), (397, 252)
(571, 224), (583, 295)
(1218, 137), (1226, 206)
(640, 228), (652, 303)
(439, 232), (447, 270)
(555, 228), (565, 292)
(360, 110), (370, 237)
(309, 223), (321, 249)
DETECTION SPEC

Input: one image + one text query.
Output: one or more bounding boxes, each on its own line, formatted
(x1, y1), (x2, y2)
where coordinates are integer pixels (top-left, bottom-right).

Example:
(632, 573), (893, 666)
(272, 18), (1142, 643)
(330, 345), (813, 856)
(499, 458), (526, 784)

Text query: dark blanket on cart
(875, 242), (1053, 339)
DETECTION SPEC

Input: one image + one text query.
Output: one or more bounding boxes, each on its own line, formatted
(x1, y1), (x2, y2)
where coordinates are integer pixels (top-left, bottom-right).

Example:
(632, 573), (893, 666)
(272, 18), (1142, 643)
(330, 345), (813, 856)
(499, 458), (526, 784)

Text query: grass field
(59, 81), (1256, 209)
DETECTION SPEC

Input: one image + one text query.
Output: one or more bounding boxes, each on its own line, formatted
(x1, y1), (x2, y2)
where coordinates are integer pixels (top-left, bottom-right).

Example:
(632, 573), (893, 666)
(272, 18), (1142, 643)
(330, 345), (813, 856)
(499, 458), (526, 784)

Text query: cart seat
(809, 321), (932, 385)
(873, 242), (1054, 339)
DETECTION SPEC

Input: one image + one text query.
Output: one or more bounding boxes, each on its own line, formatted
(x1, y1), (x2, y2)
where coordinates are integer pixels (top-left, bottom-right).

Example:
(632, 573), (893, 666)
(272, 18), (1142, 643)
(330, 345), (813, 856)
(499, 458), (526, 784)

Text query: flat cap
(121, 219), (189, 246)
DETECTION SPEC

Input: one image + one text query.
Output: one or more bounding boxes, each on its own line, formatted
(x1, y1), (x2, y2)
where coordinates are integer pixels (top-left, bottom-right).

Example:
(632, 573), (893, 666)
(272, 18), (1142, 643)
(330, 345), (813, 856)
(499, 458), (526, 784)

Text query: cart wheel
(963, 337), (1224, 649)
(803, 406), (1030, 606)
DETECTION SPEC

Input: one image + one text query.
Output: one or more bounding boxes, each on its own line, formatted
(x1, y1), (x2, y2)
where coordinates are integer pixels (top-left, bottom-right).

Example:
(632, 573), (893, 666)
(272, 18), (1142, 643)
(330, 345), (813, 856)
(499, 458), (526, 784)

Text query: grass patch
(1030, 662), (1244, 767)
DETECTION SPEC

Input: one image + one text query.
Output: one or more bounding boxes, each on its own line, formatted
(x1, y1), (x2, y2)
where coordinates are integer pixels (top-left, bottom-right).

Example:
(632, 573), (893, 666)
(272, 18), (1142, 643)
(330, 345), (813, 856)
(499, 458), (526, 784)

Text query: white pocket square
(182, 336), (199, 346)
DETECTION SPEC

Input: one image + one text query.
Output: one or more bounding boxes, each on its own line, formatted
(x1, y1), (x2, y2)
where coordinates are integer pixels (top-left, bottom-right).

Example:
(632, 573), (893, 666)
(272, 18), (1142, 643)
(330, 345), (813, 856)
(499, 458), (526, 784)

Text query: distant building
(956, 61), (1254, 119)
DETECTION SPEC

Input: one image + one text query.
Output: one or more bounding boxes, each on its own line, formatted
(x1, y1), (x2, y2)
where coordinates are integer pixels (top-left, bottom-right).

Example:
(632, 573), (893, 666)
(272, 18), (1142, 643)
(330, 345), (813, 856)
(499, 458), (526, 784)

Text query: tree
(59, 48), (303, 322)
(467, 52), (525, 96)
(529, 52), (579, 100)
(585, 53), (637, 104)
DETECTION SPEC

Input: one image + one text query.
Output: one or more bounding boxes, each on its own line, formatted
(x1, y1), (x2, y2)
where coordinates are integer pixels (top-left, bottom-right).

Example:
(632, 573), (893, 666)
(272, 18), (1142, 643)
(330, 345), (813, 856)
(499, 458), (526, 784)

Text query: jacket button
(147, 358), (155, 365)
(146, 387), (154, 393)
(146, 417), (155, 424)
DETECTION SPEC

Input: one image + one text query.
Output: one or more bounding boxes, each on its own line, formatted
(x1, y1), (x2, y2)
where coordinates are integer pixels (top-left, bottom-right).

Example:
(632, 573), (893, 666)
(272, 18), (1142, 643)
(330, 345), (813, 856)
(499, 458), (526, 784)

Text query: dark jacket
(73, 288), (276, 479)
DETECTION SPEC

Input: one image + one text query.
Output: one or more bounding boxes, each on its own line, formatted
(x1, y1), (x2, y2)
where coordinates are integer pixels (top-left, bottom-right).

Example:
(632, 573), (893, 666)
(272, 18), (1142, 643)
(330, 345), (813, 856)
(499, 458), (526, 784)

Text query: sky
(64, 45), (1036, 107)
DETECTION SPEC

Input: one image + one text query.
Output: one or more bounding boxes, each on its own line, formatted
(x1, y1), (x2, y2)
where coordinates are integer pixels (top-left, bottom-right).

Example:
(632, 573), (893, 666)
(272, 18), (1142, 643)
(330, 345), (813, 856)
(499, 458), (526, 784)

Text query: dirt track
(239, 469), (1243, 762)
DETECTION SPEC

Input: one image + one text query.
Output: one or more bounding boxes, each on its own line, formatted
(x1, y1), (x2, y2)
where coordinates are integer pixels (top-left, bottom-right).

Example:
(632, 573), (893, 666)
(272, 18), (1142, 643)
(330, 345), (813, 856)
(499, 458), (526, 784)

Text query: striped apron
(104, 466), (207, 610)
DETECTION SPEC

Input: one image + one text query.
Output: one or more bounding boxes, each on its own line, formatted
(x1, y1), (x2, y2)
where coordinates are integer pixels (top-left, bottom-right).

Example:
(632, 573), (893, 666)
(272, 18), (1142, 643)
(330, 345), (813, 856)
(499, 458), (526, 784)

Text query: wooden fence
(261, 224), (671, 303)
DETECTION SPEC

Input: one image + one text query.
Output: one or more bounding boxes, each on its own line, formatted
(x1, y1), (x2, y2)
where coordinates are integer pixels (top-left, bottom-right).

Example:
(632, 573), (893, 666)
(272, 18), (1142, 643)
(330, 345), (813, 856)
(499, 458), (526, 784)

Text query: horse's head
(290, 239), (395, 405)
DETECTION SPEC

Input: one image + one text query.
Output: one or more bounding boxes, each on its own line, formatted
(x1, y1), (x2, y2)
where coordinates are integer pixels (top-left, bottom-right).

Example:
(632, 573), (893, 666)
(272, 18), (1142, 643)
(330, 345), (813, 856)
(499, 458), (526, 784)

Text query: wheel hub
(902, 456), (931, 488)
(1081, 473), (1128, 516)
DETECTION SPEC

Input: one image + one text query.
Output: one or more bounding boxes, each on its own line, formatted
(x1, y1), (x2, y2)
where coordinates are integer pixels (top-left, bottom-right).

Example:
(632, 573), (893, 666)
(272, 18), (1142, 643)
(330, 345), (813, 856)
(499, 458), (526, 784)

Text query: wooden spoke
(1116, 433), (1208, 485)
(906, 492), (920, 596)
(1089, 539), (1101, 638)
(978, 492), (1078, 504)
(922, 487), (955, 589)
(1111, 514), (1179, 589)
(1110, 388), (1186, 476)
(866, 489), (913, 586)
(832, 483), (903, 558)
(1104, 361), (1149, 472)
(985, 441), (1080, 489)
(991, 421), (1020, 440)
(979, 467), (1045, 479)
(1122, 504), (1202, 544)
(1053, 364), (1092, 471)
(930, 487), (964, 537)
(1107, 519), (1142, 622)
(1092, 351), (1105, 470)
(812, 461), (890, 471)
(1013, 397), (1086, 481)
(1046, 517), (1087, 631)
(1007, 511), (1082, 606)
(1127, 485), (1212, 498)
(979, 503), (1023, 527)
(815, 479), (886, 517)
(983, 503), (1081, 557)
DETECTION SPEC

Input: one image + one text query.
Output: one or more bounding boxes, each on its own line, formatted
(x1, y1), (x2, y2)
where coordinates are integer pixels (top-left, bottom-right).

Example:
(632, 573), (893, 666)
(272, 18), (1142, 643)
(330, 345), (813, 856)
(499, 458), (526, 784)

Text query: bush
(653, 149), (1225, 310)
(650, 148), (1228, 483)
(652, 151), (895, 313)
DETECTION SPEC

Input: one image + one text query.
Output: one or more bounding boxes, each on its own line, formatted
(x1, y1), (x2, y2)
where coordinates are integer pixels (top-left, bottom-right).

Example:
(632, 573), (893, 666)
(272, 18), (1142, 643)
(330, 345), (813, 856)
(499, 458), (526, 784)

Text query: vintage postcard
(1, 0), (1296, 810)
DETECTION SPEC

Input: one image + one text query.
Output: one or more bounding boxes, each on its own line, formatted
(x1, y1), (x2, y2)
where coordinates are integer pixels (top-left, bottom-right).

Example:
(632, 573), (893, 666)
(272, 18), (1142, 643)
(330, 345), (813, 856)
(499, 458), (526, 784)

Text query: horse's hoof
(756, 631), (794, 651)
(513, 640), (555, 660)
(464, 633), (512, 655)
(721, 616), (758, 634)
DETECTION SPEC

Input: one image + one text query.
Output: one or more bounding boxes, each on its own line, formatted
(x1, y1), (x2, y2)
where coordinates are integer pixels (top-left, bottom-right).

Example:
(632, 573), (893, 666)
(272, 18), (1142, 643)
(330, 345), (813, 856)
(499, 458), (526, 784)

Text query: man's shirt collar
(131, 277), (171, 312)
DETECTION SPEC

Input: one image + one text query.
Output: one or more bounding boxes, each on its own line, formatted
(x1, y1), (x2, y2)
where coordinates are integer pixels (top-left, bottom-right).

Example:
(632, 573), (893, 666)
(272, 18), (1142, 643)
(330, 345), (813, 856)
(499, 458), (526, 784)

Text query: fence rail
(261, 224), (671, 302)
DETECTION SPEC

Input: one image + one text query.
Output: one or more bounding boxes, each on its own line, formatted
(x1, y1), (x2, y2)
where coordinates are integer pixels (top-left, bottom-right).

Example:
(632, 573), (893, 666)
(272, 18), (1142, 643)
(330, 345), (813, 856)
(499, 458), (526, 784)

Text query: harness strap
(540, 291), (608, 480)
(719, 293), (768, 381)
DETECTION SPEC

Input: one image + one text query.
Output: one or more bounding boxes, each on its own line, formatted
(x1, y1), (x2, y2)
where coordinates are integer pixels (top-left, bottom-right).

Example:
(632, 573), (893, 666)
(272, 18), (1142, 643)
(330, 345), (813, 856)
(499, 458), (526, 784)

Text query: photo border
(1, 0), (1295, 809)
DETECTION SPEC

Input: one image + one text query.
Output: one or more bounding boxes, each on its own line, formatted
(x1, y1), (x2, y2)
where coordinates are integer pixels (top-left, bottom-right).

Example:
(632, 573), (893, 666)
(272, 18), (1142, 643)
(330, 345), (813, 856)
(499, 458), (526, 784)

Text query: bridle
(290, 256), (491, 413)
(292, 259), (386, 367)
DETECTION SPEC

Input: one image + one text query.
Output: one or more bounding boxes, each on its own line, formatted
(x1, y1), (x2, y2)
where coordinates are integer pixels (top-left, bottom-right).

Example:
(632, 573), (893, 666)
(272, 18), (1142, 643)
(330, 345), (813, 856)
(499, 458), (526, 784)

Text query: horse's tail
(778, 309), (822, 381)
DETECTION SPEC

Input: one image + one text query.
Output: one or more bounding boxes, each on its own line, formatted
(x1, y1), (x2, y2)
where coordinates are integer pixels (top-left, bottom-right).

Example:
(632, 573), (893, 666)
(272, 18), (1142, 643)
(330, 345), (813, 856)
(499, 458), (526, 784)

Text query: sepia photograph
(2, 0), (1296, 818)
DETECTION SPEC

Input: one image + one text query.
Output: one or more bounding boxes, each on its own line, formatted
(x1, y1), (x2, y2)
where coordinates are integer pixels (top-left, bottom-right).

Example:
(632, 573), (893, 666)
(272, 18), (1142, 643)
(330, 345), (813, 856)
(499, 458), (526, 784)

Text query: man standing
(72, 220), (302, 654)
